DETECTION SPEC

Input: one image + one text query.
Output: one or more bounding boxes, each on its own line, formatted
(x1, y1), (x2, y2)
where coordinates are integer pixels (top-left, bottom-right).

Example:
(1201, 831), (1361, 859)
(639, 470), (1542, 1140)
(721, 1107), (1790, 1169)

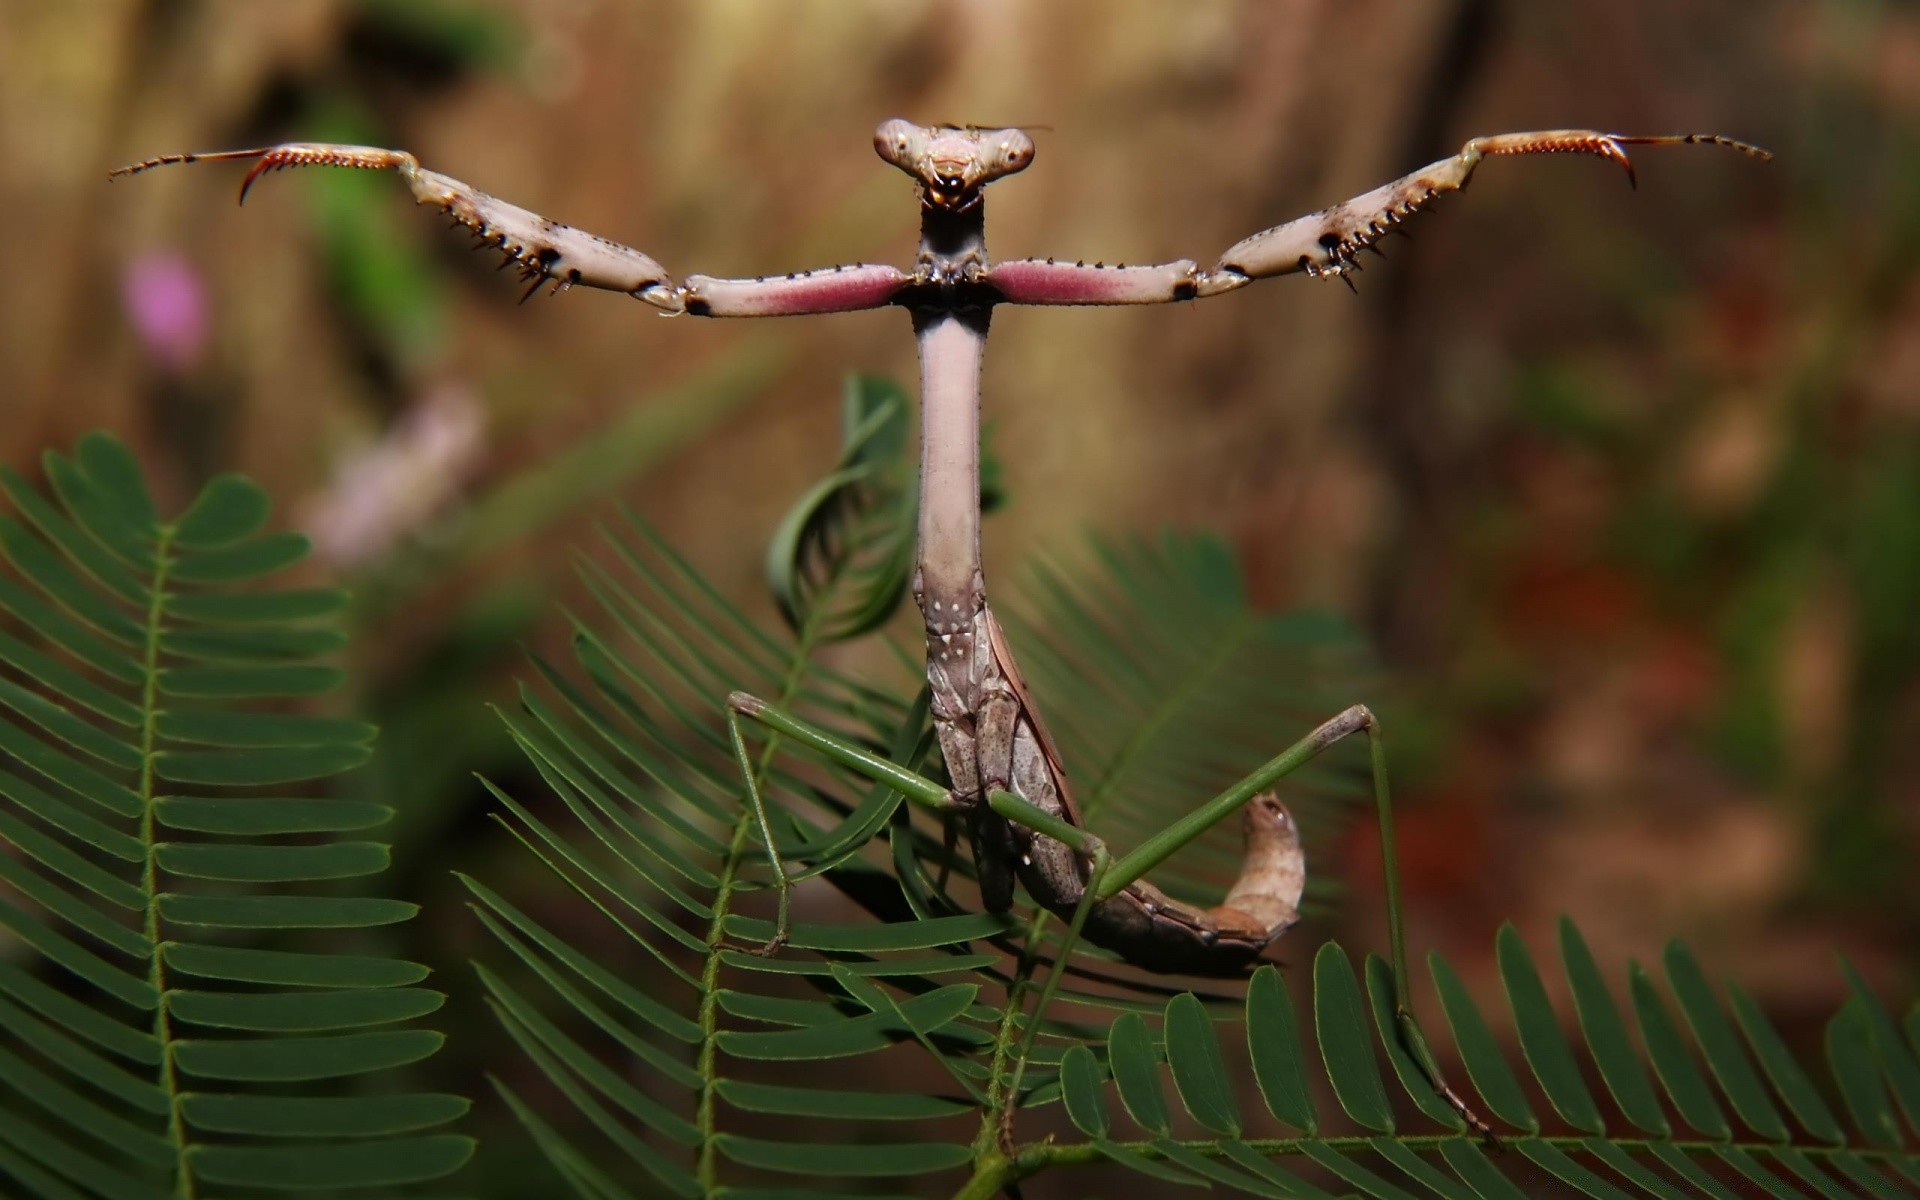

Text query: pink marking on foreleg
(986, 258), (1200, 306)
(682, 265), (911, 317)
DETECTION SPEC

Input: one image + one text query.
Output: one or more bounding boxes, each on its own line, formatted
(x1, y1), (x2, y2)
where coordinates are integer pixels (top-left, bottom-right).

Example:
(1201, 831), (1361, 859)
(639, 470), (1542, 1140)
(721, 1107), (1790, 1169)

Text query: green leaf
(722, 910), (1012, 952)
(180, 1092), (469, 1137)
(0, 1111), (170, 1199)
(0, 1041), (173, 1163)
(1220, 1143), (1342, 1199)
(1299, 1139), (1420, 1199)
(1246, 962), (1317, 1134)
(1431, 951), (1537, 1131)
(0, 958), (161, 1062)
(0, 768), (142, 864)
(1839, 960), (1920, 1140)
(157, 894), (417, 928)
(0, 676), (142, 770)
(154, 743), (373, 786)
(1664, 941), (1789, 1141)
(154, 796), (392, 835)
(495, 1029), (699, 1199)
(1726, 982), (1845, 1145)
(168, 532), (312, 584)
(715, 1079), (968, 1121)
(161, 623), (347, 661)
(452, 449), (1920, 1196)
(159, 663), (345, 698)
(173, 1029), (444, 1081)
(163, 587), (347, 624)
(0, 991), (167, 1112)
(0, 626), (142, 724)
(464, 876), (702, 1045)
(75, 433), (158, 532)
(1153, 1139), (1299, 1198)
(765, 464), (871, 630)
(0, 852), (146, 954)
(0, 715), (143, 816)
(1439, 1137), (1531, 1199)
(0, 573), (141, 683)
(1366, 953), (1466, 1129)
(1767, 1146), (1861, 1200)
(763, 376), (914, 641)
(35, 454), (156, 573)
(1828, 1150), (1912, 1199)
(187, 1135), (475, 1189)
(1108, 1010), (1172, 1136)
(1582, 1139), (1696, 1200)
(169, 988), (446, 1032)
(163, 944), (428, 989)
(1714, 1144), (1812, 1199)
(1368, 1137), (1476, 1199)
(714, 1135), (970, 1177)
(1314, 941), (1393, 1133)
(484, 967), (700, 1146)
(154, 840), (389, 881)
(1514, 1138), (1635, 1199)
(1164, 991), (1240, 1135)
(717, 985), (976, 1061)
(0, 517), (146, 643)
(1560, 916), (1670, 1136)
(0, 894), (154, 1007)
(1499, 923), (1604, 1133)
(1828, 997), (1904, 1149)
(156, 709), (375, 748)
(172, 474), (271, 548)
(1631, 960), (1732, 1140)
(1058, 1044), (1110, 1138)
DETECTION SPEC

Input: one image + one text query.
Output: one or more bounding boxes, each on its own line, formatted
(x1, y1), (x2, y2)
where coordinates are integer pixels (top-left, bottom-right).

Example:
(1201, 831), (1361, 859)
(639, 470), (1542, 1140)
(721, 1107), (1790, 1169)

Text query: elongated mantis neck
(911, 197), (992, 649)
(913, 310), (987, 611)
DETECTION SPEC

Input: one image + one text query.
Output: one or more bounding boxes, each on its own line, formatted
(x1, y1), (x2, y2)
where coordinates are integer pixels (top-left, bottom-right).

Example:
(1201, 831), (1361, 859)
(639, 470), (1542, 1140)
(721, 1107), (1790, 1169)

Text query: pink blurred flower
(121, 252), (209, 373)
(305, 385), (488, 569)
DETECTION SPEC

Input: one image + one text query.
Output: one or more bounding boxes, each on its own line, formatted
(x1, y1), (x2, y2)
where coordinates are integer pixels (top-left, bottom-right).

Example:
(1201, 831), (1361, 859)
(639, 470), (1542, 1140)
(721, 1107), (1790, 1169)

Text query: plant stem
(137, 526), (191, 1200)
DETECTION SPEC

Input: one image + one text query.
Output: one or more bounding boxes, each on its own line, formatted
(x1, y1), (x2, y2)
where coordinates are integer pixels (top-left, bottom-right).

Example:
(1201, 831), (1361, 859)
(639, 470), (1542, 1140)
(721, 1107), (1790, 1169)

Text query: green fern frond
(765, 374), (917, 644)
(1002, 531), (1372, 904)
(476, 376), (1403, 1196)
(472, 375), (1917, 1200)
(971, 532), (1377, 1106)
(473, 380), (1000, 1199)
(1041, 920), (1920, 1198)
(0, 433), (470, 1196)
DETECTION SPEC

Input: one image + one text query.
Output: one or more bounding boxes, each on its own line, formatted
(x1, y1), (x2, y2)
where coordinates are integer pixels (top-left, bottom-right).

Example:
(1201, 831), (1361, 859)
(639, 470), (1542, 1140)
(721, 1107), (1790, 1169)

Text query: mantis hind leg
(993, 703), (1494, 1139)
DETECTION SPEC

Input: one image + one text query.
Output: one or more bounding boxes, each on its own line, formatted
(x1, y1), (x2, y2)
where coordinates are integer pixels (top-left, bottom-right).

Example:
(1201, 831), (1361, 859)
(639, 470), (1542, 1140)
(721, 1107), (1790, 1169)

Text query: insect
(114, 119), (1768, 1129)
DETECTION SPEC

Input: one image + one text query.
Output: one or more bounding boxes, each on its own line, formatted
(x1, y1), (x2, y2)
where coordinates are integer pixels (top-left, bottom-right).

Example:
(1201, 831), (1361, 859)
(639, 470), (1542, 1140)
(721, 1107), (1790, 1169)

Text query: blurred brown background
(3, 0), (1916, 1191)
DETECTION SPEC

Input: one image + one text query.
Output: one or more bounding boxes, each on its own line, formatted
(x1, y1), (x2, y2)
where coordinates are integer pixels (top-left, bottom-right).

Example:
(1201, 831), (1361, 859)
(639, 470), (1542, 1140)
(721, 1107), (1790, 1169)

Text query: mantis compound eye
(873, 118), (918, 168)
(995, 132), (1035, 175)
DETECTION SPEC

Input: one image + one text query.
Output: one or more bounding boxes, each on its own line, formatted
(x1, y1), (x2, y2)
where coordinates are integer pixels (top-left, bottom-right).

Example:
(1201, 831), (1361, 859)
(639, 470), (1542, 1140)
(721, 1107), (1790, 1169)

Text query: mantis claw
(1395, 1007), (1500, 1145)
(748, 931), (790, 959)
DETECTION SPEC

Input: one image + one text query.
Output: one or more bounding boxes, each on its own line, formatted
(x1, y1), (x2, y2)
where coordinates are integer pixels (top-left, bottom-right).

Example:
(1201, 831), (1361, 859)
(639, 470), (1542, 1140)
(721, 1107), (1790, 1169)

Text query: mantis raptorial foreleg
(986, 131), (1770, 303)
(110, 144), (913, 315)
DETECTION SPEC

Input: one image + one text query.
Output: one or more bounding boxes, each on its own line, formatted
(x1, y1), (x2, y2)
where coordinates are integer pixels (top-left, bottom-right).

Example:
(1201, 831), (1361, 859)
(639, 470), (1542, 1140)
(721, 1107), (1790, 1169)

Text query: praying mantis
(113, 118), (1769, 1134)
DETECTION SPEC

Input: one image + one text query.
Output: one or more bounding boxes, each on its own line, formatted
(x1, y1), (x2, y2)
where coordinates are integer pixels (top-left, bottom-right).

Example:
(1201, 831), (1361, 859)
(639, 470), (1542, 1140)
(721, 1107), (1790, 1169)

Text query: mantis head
(874, 119), (1034, 211)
